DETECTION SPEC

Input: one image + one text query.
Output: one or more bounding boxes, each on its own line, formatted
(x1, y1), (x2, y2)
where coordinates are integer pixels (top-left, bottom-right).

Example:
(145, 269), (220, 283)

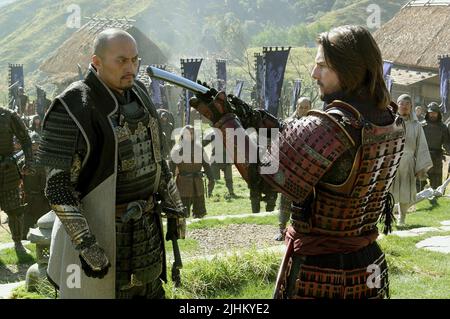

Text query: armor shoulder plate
(37, 102), (81, 170)
(324, 100), (365, 130)
(260, 111), (354, 203)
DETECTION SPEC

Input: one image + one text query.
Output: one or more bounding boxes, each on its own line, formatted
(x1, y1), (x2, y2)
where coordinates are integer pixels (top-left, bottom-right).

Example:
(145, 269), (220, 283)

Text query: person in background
(421, 102), (450, 206)
(391, 94), (432, 226)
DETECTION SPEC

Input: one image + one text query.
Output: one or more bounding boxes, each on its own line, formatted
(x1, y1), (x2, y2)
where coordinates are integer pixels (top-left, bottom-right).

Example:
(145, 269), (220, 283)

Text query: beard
(317, 81), (325, 100)
(120, 80), (135, 90)
(122, 83), (134, 90)
(120, 74), (135, 89)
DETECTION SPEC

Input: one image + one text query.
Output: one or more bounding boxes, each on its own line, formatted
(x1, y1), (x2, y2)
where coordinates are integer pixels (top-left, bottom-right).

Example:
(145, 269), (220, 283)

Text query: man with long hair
(190, 25), (405, 299)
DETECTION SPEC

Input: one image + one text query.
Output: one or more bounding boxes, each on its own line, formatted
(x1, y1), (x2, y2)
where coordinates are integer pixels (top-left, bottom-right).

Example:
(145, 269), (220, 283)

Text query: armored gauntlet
(46, 168), (111, 278)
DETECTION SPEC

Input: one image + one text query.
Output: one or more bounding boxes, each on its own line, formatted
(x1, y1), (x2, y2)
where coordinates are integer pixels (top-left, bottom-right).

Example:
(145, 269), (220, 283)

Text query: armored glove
(159, 178), (187, 239)
(77, 236), (111, 279)
(163, 178), (187, 216)
(190, 81), (271, 129)
(166, 217), (186, 241)
(189, 82), (233, 124)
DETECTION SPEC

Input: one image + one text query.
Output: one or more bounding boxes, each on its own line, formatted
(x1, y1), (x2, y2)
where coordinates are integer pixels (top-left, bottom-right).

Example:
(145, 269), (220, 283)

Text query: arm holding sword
(146, 66), (280, 190)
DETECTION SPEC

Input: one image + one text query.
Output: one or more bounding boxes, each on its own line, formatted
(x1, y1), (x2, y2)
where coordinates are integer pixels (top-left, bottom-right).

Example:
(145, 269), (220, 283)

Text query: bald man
(38, 29), (186, 299)
(293, 97), (312, 119)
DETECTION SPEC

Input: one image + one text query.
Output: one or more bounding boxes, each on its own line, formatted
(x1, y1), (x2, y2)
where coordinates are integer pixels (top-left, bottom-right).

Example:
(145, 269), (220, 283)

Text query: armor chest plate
(309, 120), (405, 237)
(113, 101), (162, 203)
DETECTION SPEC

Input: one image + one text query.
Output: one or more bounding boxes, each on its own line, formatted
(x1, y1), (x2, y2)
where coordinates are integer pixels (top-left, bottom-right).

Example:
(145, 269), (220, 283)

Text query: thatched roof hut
(374, 0), (450, 70)
(39, 17), (167, 90)
(374, 0), (450, 107)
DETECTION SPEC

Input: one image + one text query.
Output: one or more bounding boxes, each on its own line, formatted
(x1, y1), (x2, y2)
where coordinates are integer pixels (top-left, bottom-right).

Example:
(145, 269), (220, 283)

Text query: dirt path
(187, 224), (283, 257)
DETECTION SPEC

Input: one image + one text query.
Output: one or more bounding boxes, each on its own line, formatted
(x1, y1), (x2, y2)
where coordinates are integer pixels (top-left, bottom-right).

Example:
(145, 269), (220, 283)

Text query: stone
(391, 227), (440, 237)
(25, 263), (48, 292)
(0, 241), (30, 252)
(27, 228), (51, 245)
(36, 211), (56, 229)
(25, 211), (54, 293)
(416, 236), (450, 254)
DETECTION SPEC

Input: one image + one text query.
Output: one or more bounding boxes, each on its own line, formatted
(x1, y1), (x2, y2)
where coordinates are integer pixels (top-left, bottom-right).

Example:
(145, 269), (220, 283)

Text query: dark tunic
(422, 118), (450, 188)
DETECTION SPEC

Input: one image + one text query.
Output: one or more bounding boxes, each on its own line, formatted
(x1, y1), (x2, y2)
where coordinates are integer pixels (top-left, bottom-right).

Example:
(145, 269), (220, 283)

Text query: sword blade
(146, 66), (209, 94)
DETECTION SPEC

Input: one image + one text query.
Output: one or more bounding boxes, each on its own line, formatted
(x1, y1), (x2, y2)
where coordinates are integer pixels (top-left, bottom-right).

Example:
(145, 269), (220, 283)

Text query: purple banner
(36, 86), (46, 116)
(8, 64), (24, 107)
(439, 56), (450, 114)
(151, 79), (164, 107)
(255, 53), (265, 109)
(149, 65), (167, 108)
(263, 47), (291, 116)
(9, 64), (24, 88)
(291, 80), (302, 113)
(233, 80), (245, 98)
(181, 59), (203, 124)
(383, 60), (393, 93)
(216, 59), (227, 91)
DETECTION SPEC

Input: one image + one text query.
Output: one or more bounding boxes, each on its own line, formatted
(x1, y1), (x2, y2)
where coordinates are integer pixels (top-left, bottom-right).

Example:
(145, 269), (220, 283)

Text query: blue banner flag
(233, 80), (245, 98)
(8, 64), (24, 107)
(439, 56), (450, 114)
(255, 53), (265, 109)
(383, 60), (393, 93)
(216, 59), (227, 91)
(181, 59), (203, 124)
(9, 64), (24, 88)
(149, 65), (167, 108)
(36, 86), (46, 117)
(263, 47), (291, 116)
